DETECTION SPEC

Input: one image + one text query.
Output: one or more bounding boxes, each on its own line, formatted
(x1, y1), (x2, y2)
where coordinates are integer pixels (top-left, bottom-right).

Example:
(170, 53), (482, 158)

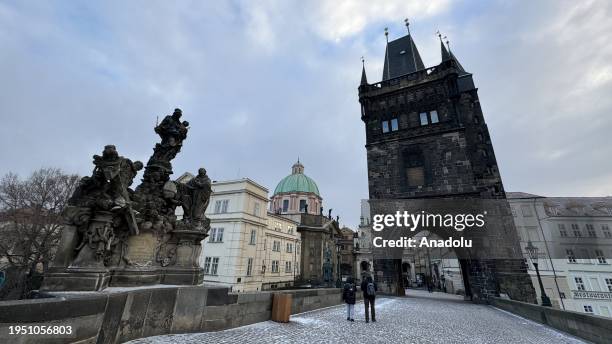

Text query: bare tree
(0, 168), (79, 299)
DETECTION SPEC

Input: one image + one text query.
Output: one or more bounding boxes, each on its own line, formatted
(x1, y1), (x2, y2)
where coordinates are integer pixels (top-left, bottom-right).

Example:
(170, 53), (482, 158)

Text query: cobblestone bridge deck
(129, 290), (585, 344)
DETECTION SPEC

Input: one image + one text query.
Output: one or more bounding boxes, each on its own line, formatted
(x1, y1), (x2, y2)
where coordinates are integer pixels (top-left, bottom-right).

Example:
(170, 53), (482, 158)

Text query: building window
(282, 199), (289, 212)
(249, 229), (257, 245)
(406, 167), (425, 187)
(575, 277), (585, 291)
(271, 260), (279, 273)
(211, 257), (219, 275)
(390, 118), (399, 131)
(381, 120), (390, 133)
(214, 200), (229, 213)
(273, 241), (280, 252)
(288, 225), (294, 235)
(203, 257), (211, 274)
(558, 224), (568, 237)
(286, 243), (293, 253)
(430, 110), (439, 124)
(605, 278), (612, 292)
(567, 249), (577, 263)
(419, 112), (428, 126)
(246, 258), (253, 276)
(583, 305), (593, 314)
(602, 224), (611, 238)
(586, 224), (597, 237)
(254, 202), (260, 216)
(595, 250), (607, 264)
(299, 199), (307, 212)
(209, 228), (224, 243)
(571, 224), (582, 237)
(285, 261), (292, 273)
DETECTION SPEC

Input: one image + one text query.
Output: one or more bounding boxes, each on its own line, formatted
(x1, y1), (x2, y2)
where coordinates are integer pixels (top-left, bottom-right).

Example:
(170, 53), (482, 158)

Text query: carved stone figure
(180, 168), (212, 227)
(43, 108), (210, 291)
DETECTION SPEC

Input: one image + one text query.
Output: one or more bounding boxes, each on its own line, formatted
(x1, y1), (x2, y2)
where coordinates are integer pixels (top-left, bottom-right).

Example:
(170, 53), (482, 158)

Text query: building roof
(506, 192), (545, 199)
(543, 197), (612, 217)
(382, 33), (425, 81)
(507, 192), (612, 217)
(273, 161), (320, 197)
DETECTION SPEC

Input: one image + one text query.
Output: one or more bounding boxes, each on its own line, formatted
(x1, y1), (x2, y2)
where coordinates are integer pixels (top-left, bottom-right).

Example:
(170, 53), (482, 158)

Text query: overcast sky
(1, 1), (611, 229)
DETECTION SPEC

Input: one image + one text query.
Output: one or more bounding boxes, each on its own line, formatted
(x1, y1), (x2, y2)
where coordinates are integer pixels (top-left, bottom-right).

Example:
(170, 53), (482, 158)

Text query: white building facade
(508, 192), (612, 318)
(176, 176), (301, 292)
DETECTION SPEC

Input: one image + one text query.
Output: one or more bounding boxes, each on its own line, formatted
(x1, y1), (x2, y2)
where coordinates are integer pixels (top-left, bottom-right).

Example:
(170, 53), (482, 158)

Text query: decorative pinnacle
(405, 18), (410, 33)
(437, 30), (447, 43)
(361, 56), (365, 66)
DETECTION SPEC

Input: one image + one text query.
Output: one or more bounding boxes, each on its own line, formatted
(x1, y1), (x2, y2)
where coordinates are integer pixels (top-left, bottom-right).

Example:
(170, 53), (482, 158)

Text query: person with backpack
(361, 275), (377, 323)
(342, 277), (357, 321)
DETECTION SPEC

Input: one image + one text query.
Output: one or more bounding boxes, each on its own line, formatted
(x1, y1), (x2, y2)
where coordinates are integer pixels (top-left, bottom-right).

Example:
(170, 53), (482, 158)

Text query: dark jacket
(342, 282), (356, 304)
(361, 278), (377, 299)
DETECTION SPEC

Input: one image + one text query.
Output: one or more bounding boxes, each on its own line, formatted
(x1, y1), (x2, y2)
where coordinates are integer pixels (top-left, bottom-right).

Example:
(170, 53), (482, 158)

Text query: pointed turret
(360, 59), (368, 85)
(440, 35), (466, 74)
(382, 20), (425, 81)
(440, 35), (451, 62)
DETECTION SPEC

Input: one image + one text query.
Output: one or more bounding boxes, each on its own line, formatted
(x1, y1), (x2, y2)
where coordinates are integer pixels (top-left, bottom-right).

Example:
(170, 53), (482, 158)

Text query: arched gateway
(358, 24), (536, 303)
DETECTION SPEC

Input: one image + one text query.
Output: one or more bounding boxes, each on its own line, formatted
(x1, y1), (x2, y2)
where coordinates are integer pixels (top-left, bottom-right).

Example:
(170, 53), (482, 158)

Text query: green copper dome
(273, 161), (320, 197)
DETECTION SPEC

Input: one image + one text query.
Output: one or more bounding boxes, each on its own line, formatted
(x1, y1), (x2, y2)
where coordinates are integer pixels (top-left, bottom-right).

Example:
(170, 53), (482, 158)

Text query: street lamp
(525, 241), (552, 307)
(336, 242), (342, 288)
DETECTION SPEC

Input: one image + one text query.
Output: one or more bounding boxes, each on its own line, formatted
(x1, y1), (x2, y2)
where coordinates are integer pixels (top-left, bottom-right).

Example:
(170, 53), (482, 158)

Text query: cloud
(0, 0), (611, 229)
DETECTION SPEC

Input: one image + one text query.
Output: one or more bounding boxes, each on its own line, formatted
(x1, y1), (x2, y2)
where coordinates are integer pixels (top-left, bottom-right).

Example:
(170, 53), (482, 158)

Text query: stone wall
(0, 285), (349, 344)
(490, 297), (612, 344)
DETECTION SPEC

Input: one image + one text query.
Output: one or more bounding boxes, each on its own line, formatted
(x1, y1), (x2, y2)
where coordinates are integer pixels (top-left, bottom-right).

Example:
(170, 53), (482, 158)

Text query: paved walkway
(129, 290), (585, 344)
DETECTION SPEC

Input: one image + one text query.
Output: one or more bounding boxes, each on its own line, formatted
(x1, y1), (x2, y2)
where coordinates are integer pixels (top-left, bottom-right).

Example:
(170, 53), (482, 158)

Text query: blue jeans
(346, 303), (355, 319)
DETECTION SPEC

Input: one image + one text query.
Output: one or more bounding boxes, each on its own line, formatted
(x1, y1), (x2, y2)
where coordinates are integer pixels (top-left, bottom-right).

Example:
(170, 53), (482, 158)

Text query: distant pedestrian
(342, 277), (356, 321)
(426, 276), (433, 293)
(361, 275), (377, 323)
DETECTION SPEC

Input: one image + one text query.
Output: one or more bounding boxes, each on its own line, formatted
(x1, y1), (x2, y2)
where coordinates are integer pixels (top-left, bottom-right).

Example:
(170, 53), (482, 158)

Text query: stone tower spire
(360, 57), (368, 85)
(382, 21), (425, 81)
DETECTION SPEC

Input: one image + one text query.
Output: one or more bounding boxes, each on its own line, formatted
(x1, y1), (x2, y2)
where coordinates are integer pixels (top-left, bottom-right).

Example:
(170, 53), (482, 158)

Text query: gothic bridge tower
(358, 23), (536, 303)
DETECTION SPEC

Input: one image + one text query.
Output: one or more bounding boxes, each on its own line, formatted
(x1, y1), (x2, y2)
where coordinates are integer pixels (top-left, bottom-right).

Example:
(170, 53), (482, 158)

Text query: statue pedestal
(41, 267), (111, 291)
(110, 231), (161, 287)
(161, 229), (206, 285)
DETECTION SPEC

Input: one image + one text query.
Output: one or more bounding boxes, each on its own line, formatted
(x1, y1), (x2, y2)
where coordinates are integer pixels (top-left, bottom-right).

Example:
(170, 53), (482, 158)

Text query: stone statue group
(43, 109), (212, 291)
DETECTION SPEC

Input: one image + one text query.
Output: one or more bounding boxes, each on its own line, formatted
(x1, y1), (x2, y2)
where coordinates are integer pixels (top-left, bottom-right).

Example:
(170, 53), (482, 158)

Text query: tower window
(406, 167), (425, 187)
(430, 110), (439, 123)
(382, 120), (390, 133)
(382, 118), (398, 133)
(299, 199), (307, 212)
(419, 112), (428, 126)
(282, 199), (289, 212)
(391, 118), (399, 131)
(404, 151), (425, 187)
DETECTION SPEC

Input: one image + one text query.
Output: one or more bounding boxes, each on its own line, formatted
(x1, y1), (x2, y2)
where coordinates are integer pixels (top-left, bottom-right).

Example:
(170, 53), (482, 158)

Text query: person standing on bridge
(342, 277), (357, 321)
(361, 275), (377, 323)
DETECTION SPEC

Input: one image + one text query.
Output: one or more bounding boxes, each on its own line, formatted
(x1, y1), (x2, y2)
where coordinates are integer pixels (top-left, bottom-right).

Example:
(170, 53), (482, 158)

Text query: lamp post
(336, 242), (342, 288)
(525, 241), (552, 307)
